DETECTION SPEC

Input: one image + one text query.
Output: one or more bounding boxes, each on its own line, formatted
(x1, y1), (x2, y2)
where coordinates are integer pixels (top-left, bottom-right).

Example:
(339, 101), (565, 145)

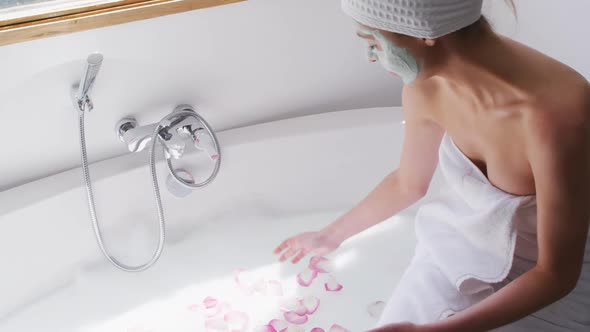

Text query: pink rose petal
(311, 329), (325, 332)
(266, 280), (283, 296)
(279, 298), (299, 312)
(367, 300), (386, 318)
(253, 326), (276, 332)
(297, 267), (318, 287)
(205, 318), (229, 332)
(203, 296), (218, 309)
(294, 300), (308, 316)
(200, 297), (231, 318)
(302, 296), (320, 314)
(204, 304), (222, 318)
(224, 310), (249, 332)
(324, 275), (343, 292)
(309, 256), (333, 273)
(269, 319), (288, 332)
(280, 298), (309, 315)
(284, 311), (309, 325)
(328, 324), (351, 332)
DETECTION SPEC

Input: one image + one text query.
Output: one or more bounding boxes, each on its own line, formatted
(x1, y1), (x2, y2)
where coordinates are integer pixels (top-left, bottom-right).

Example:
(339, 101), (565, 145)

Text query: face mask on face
(361, 27), (420, 85)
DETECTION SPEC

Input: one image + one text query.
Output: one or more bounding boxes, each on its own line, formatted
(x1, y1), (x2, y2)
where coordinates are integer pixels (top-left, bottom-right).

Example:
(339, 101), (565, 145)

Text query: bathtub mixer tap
(115, 105), (221, 189)
(116, 105), (220, 162)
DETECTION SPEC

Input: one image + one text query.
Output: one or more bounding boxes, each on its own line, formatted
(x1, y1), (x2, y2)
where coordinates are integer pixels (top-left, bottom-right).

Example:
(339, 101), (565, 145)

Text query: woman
(275, 1), (590, 331)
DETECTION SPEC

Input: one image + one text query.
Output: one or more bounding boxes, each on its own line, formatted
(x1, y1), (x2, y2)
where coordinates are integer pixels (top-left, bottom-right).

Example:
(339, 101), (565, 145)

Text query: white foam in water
(0, 209), (416, 332)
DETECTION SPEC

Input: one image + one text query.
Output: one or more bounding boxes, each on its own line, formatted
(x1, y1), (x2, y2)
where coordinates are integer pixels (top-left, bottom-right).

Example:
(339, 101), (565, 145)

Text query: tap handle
(193, 129), (219, 161)
(163, 135), (186, 160)
(122, 123), (159, 152)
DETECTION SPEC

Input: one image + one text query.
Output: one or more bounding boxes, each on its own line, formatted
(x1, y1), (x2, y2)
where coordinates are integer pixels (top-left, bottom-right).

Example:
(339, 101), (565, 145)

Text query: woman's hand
(368, 322), (425, 332)
(274, 231), (341, 263)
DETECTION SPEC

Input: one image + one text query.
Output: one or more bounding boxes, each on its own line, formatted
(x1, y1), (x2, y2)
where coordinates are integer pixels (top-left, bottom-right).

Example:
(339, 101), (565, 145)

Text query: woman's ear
(423, 39), (436, 47)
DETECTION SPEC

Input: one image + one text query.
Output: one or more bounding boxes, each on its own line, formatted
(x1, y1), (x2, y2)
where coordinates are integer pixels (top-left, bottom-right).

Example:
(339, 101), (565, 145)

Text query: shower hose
(78, 109), (165, 272)
(77, 106), (222, 272)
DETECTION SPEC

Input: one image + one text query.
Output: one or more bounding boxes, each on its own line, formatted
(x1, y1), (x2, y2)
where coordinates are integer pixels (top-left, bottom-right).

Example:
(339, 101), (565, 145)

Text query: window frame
(0, 0), (245, 46)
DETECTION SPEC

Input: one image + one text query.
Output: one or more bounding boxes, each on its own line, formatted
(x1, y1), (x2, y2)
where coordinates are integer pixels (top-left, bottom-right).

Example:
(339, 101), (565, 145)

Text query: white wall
(0, 0), (588, 191)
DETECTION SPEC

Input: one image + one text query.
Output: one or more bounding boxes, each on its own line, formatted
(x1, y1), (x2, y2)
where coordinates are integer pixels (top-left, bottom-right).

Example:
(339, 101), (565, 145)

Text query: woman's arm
(419, 103), (590, 332)
(275, 88), (444, 263)
(323, 91), (445, 244)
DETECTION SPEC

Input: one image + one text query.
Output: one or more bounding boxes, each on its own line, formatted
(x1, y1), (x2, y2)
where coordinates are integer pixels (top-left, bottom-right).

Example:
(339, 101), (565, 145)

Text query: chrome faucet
(73, 53), (103, 112)
(116, 105), (219, 161)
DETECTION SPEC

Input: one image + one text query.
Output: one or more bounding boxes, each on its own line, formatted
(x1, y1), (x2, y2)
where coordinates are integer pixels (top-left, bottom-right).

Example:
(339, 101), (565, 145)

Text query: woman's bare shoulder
(523, 79), (590, 142)
(542, 68), (589, 113)
(503, 36), (589, 98)
(536, 76), (589, 127)
(500, 36), (590, 122)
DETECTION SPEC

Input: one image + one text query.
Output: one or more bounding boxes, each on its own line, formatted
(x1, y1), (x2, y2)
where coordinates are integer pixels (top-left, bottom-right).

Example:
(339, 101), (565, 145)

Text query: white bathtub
(0, 107), (430, 332)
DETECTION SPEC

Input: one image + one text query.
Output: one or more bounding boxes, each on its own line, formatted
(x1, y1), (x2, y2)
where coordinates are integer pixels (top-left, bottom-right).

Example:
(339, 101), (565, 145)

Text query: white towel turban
(342, 0), (484, 39)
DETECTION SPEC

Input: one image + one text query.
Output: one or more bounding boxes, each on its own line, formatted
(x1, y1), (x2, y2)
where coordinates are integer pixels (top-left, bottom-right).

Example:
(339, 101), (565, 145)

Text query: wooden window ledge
(0, 0), (245, 46)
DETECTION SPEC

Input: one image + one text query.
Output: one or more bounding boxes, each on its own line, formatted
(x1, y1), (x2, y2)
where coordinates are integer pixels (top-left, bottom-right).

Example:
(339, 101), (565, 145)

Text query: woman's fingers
(274, 239), (290, 254)
(275, 233), (317, 263)
(279, 247), (298, 262)
(291, 249), (309, 264)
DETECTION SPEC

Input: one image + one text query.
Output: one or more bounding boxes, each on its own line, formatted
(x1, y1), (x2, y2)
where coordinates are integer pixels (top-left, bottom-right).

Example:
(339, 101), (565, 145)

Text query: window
(1, 0), (56, 10)
(1, 1), (143, 25)
(0, 0), (244, 46)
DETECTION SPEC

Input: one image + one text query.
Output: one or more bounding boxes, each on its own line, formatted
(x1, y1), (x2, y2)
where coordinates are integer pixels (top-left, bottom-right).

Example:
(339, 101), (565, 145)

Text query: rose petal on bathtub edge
(302, 296), (320, 314)
(296, 268), (318, 287)
(324, 276), (343, 292)
(253, 326), (274, 332)
(328, 324), (351, 332)
(309, 256), (333, 273)
(279, 298), (300, 312)
(203, 296), (218, 309)
(294, 300), (308, 316)
(268, 319), (288, 332)
(284, 311), (309, 325)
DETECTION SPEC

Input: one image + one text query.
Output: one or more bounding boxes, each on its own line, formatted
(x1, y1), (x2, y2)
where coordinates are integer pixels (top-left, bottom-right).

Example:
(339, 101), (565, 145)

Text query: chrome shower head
(76, 53), (103, 106)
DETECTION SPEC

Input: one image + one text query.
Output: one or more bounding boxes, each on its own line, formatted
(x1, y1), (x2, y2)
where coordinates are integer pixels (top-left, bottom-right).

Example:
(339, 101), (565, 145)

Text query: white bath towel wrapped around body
(377, 133), (590, 331)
